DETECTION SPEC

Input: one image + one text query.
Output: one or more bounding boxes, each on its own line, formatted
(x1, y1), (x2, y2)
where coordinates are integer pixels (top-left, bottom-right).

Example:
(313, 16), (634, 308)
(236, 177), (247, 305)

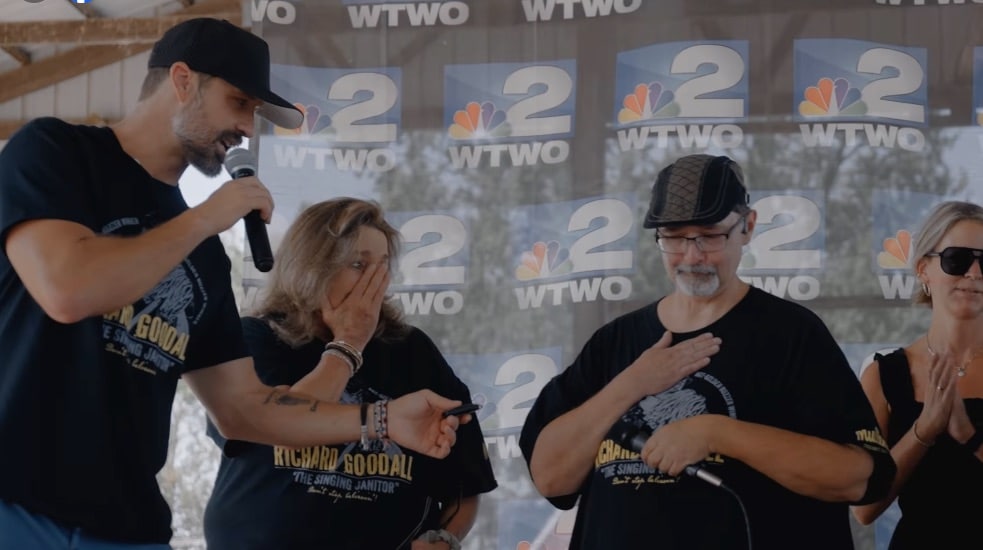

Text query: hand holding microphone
(617, 423), (752, 547)
(224, 148), (274, 272)
(618, 423), (724, 488)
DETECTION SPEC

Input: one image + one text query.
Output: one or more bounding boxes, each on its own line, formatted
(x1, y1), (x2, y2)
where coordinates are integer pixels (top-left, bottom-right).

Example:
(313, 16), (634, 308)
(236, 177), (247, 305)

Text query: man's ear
(169, 62), (195, 104)
(742, 209), (757, 242)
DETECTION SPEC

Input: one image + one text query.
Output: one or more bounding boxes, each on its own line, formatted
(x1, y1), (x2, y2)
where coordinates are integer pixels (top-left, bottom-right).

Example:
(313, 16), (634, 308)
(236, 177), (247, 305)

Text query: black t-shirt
(0, 118), (248, 543)
(875, 349), (983, 550)
(520, 287), (893, 550)
(204, 317), (498, 550)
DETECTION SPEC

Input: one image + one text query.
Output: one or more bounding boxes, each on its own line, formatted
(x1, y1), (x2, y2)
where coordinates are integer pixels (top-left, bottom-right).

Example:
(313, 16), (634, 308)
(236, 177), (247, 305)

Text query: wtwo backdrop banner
(238, 1), (983, 548)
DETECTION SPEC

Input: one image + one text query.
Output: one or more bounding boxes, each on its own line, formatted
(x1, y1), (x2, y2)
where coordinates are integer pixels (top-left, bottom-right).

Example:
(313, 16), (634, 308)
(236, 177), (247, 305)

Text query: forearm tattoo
(263, 388), (319, 411)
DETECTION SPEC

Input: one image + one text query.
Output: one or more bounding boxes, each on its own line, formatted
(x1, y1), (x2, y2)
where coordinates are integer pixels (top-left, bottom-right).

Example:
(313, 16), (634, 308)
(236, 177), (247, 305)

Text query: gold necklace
(925, 336), (982, 377)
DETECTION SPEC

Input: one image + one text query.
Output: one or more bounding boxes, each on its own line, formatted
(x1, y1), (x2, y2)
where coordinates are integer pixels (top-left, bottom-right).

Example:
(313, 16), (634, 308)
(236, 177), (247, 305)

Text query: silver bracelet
(321, 348), (355, 377)
(323, 340), (363, 374)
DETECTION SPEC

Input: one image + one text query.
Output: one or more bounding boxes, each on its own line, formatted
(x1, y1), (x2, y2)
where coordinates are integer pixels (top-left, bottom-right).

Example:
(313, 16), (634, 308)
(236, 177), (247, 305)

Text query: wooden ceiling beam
(0, 44), (150, 105)
(0, 0), (240, 105)
(0, 10), (239, 46)
(1, 45), (31, 65)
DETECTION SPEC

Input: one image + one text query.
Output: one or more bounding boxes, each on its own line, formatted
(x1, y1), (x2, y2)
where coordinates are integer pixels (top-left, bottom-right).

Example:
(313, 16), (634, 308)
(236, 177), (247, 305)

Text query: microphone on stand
(223, 148), (273, 272)
(618, 424), (725, 487)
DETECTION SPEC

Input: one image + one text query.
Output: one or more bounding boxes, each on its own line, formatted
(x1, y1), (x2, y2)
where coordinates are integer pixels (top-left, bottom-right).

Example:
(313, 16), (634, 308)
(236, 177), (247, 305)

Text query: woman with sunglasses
(851, 201), (983, 549)
(203, 198), (497, 549)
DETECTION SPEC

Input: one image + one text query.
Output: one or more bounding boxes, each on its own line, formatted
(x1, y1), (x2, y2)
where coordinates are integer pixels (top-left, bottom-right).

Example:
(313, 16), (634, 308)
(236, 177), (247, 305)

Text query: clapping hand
(918, 351), (958, 443)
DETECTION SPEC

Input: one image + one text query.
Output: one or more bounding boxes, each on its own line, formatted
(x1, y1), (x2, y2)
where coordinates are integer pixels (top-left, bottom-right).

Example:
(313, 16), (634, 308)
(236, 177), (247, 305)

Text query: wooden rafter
(0, 44), (150, 107)
(1, 45), (30, 65)
(0, 0), (239, 107)
(0, 9), (238, 46)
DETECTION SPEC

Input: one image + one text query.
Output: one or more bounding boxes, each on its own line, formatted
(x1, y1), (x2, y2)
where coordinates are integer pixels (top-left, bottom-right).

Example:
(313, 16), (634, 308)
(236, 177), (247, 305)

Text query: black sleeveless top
(876, 348), (983, 549)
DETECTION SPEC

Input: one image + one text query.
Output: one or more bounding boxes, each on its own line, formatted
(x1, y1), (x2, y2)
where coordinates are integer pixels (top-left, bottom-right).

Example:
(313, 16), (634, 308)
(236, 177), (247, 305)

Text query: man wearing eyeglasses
(519, 154), (896, 550)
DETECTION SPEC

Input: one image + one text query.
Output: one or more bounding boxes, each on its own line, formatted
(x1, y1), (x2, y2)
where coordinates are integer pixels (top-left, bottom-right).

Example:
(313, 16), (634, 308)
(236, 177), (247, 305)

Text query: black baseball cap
(643, 154), (750, 228)
(148, 18), (303, 130)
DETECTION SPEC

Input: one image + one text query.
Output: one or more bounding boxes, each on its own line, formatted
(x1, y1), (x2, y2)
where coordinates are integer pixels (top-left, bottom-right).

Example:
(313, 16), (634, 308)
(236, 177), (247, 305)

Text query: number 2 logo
(327, 72), (399, 143)
(566, 199), (634, 274)
(672, 44), (746, 119)
(396, 214), (467, 287)
(504, 65), (574, 138)
(480, 354), (559, 433)
(857, 48), (925, 124)
(744, 194), (823, 271)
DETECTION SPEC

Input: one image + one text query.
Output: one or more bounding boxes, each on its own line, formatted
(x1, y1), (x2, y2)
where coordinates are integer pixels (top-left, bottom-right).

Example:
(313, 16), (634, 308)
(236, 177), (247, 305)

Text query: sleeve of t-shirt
(0, 118), (96, 248)
(181, 259), (249, 372)
(241, 315), (291, 384)
(782, 310), (896, 503)
(408, 328), (498, 501)
(518, 326), (617, 510)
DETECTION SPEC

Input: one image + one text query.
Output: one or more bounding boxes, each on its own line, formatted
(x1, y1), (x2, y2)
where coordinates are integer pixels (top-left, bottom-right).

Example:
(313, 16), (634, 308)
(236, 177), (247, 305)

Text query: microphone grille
(224, 148), (256, 175)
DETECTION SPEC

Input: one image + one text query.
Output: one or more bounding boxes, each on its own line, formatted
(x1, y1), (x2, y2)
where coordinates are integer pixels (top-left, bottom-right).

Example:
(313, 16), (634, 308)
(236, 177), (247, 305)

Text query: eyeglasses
(655, 216), (746, 254)
(925, 247), (983, 276)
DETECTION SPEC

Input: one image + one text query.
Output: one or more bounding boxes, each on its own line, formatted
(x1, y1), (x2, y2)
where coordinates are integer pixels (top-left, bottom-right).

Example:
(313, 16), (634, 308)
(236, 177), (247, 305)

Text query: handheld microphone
(224, 148), (273, 272)
(617, 423), (752, 548)
(618, 424), (724, 488)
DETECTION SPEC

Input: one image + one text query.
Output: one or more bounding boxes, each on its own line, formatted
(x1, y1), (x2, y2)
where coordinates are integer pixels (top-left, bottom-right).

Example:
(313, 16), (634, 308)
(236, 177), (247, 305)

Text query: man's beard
(674, 264), (720, 297)
(173, 101), (239, 177)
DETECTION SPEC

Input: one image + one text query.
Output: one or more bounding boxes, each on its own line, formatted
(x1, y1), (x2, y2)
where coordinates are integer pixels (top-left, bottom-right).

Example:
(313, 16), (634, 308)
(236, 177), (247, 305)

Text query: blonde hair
(912, 200), (983, 305)
(254, 198), (407, 347)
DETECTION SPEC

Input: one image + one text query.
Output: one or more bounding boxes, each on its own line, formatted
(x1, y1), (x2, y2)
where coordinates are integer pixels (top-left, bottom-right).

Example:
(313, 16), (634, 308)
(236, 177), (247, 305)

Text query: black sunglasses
(924, 247), (983, 276)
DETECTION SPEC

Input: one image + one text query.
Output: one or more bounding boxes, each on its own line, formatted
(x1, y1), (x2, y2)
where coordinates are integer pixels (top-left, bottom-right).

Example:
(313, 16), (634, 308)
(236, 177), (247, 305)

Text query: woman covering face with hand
(204, 198), (497, 550)
(852, 201), (983, 549)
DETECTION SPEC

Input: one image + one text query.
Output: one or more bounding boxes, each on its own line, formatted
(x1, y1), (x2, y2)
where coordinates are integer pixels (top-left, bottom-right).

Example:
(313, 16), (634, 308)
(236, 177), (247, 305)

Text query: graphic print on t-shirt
(100, 213), (209, 375)
(271, 388), (417, 502)
(596, 371), (737, 487)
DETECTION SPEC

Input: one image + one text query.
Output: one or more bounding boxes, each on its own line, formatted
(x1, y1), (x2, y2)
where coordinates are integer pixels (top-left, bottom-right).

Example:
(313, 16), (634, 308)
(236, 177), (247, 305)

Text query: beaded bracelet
(359, 401), (370, 450)
(323, 340), (363, 374)
(374, 399), (390, 446)
(322, 348), (355, 377)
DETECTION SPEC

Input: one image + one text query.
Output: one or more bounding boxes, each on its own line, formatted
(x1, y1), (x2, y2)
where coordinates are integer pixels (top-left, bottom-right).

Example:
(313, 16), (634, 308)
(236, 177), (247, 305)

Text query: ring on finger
(937, 384), (943, 391)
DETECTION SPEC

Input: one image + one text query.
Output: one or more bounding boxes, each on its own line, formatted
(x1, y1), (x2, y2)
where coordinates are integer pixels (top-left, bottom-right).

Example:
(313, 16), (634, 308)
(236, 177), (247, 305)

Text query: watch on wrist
(419, 528), (462, 550)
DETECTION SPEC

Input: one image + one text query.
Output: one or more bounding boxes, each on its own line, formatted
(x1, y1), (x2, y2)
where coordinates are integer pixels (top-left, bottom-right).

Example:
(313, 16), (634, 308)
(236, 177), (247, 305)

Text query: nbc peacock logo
(515, 241), (572, 281)
(447, 101), (511, 140)
(274, 103), (336, 138)
(877, 229), (911, 269)
(798, 77), (867, 118)
(617, 82), (681, 124)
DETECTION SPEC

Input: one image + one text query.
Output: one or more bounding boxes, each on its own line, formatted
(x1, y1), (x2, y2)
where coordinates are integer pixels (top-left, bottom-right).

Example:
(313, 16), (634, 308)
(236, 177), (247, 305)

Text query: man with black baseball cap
(147, 17), (302, 130)
(521, 154), (896, 549)
(0, 17), (466, 549)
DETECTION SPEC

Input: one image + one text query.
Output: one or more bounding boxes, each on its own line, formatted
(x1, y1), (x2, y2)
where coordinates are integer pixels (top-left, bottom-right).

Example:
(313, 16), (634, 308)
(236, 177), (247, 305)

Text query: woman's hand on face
(919, 351), (957, 440)
(320, 262), (389, 350)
